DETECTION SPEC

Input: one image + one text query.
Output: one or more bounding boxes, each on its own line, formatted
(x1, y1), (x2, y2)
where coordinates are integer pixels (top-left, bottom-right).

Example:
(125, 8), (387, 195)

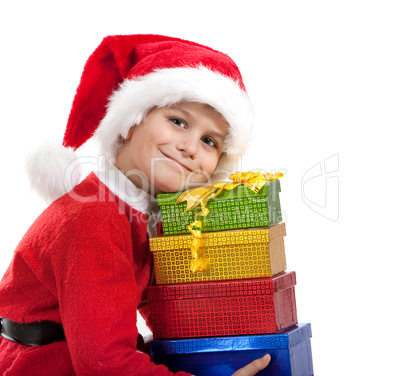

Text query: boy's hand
(231, 354), (271, 376)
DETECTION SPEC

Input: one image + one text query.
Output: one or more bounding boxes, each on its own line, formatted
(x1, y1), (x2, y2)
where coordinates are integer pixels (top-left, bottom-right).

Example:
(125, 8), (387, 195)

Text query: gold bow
(176, 171), (284, 272)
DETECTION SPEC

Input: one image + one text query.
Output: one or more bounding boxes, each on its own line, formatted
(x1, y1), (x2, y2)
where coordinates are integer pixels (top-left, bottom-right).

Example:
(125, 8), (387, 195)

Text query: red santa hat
(27, 34), (254, 203)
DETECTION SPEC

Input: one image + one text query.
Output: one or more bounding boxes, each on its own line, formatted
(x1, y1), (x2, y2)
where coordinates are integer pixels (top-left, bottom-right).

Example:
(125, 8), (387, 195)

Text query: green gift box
(157, 179), (282, 236)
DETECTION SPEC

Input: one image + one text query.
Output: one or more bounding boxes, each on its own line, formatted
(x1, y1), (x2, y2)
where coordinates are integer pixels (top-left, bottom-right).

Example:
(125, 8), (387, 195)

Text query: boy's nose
(177, 136), (199, 159)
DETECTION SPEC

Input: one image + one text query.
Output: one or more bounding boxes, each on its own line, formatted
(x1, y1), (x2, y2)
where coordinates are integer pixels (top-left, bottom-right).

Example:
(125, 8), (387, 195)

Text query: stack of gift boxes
(146, 176), (314, 376)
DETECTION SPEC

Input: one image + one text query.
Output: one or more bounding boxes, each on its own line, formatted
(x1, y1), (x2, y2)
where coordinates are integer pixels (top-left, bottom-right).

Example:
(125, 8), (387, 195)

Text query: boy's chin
(153, 177), (210, 195)
(152, 180), (188, 195)
(151, 170), (213, 195)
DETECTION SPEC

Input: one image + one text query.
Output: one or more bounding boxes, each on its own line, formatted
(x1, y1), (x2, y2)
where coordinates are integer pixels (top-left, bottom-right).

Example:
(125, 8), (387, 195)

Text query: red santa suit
(0, 166), (191, 376)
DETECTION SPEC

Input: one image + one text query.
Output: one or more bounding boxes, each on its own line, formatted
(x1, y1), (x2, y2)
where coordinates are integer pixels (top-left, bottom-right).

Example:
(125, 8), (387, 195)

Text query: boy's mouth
(159, 151), (192, 172)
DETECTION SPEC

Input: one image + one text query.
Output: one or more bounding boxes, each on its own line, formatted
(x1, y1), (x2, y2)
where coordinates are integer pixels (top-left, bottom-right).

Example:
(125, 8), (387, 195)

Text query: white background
(1, 1), (401, 375)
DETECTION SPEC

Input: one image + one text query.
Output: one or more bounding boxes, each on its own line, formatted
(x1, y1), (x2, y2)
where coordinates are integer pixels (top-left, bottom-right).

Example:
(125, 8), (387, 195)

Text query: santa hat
(27, 34), (254, 203)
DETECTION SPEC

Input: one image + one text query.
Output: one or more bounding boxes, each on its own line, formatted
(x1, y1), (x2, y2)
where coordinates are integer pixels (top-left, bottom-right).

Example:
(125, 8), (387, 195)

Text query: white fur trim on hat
(94, 66), (254, 173)
(25, 141), (81, 204)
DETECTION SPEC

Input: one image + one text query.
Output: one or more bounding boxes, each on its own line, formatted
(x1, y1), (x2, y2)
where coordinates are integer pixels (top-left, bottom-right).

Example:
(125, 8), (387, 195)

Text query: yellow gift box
(150, 222), (287, 285)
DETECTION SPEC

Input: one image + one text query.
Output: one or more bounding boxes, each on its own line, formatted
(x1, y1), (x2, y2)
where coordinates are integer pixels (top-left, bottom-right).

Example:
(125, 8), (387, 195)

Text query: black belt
(0, 318), (65, 346)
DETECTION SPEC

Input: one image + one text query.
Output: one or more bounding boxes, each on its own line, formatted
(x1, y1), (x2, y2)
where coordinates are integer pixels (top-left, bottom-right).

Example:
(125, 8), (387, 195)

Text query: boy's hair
(28, 34), (254, 203)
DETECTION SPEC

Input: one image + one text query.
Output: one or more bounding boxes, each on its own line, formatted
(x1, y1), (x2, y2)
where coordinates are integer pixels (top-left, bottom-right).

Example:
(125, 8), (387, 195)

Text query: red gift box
(147, 271), (297, 339)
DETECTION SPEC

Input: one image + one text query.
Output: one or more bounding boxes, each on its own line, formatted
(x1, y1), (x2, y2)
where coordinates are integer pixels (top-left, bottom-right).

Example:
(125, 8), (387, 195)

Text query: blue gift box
(151, 323), (313, 376)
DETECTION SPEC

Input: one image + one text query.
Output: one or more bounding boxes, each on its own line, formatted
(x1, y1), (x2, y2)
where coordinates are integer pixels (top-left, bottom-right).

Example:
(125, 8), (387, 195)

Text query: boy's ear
(125, 128), (134, 140)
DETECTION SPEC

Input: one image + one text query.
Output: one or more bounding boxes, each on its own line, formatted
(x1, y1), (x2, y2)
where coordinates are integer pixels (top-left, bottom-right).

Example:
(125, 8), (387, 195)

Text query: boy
(0, 35), (270, 375)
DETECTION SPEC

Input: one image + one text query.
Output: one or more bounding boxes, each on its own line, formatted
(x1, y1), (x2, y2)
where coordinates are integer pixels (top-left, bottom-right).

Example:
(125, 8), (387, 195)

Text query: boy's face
(115, 102), (228, 195)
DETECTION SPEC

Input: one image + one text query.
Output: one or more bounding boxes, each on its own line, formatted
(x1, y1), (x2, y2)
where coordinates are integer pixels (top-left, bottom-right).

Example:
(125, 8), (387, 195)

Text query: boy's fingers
(231, 354), (271, 376)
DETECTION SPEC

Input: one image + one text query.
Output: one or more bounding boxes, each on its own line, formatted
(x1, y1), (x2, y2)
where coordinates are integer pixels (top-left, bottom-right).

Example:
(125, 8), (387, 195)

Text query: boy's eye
(202, 137), (217, 148)
(170, 117), (186, 128)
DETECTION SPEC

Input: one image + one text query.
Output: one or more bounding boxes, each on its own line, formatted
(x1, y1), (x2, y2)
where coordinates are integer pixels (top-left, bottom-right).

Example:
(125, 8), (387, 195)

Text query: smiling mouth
(160, 151), (192, 172)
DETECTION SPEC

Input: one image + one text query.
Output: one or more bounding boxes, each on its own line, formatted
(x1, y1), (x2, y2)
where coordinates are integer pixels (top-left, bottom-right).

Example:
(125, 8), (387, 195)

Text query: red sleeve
(49, 205), (191, 376)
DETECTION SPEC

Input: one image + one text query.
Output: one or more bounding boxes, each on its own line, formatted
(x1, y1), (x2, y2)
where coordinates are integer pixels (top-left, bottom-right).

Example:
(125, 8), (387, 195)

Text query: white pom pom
(25, 141), (82, 204)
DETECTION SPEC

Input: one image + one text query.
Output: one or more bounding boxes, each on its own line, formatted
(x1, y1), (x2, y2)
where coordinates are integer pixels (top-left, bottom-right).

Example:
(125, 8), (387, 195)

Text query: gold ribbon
(176, 171), (284, 272)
